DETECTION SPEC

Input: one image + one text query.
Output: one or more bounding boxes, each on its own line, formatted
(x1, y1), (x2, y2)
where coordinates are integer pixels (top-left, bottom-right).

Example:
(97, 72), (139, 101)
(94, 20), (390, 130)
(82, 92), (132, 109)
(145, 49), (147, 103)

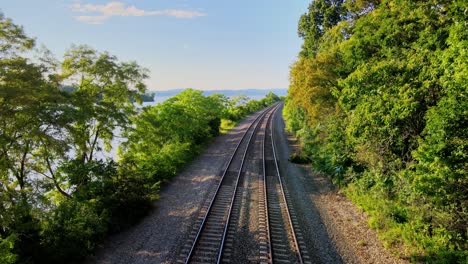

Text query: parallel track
(182, 105), (277, 264)
(261, 106), (311, 264)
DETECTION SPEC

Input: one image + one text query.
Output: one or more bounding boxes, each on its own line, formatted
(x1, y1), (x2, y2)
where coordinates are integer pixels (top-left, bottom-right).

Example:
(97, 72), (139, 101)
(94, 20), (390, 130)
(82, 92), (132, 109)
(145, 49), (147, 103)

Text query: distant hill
(140, 92), (155, 102)
(59, 87), (288, 103)
(153, 88), (288, 98)
(60, 86), (155, 102)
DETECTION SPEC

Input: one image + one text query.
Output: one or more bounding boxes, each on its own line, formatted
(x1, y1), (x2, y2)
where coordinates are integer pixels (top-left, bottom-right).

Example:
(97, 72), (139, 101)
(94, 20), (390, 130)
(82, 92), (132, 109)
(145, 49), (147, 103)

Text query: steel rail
(185, 104), (277, 264)
(216, 104), (278, 263)
(261, 104), (281, 263)
(269, 104), (304, 264)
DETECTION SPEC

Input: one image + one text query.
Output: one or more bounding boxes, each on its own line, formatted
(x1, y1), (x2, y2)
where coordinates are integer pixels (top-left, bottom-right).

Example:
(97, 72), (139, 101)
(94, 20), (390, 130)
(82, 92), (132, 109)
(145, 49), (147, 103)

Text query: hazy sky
(1, 0), (310, 90)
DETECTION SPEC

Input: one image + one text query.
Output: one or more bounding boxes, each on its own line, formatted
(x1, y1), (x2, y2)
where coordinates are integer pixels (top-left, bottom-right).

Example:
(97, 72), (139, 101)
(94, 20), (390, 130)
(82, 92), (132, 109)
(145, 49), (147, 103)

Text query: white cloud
(75, 15), (109, 24)
(71, 1), (207, 24)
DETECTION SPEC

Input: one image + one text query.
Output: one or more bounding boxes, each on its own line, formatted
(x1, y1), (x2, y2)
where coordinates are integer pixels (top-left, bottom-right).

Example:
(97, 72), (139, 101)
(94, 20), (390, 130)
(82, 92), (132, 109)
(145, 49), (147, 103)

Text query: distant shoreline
(151, 88), (288, 98)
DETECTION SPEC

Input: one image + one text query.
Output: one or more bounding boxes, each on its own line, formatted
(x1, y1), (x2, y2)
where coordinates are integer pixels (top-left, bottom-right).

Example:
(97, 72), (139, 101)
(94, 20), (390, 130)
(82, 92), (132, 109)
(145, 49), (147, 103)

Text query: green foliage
(285, 0), (467, 261)
(61, 44), (147, 162)
(105, 171), (157, 232)
(411, 17), (468, 253)
(0, 234), (17, 264)
(0, 13), (155, 263)
(220, 119), (236, 134)
(217, 92), (281, 134)
(282, 98), (306, 133)
(298, 0), (346, 57)
(120, 89), (221, 182)
(263, 91), (280, 106)
(288, 152), (310, 164)
(41, 199), (108, 263)
(120, 89), (280, 183)
(0, 13), (34, 55)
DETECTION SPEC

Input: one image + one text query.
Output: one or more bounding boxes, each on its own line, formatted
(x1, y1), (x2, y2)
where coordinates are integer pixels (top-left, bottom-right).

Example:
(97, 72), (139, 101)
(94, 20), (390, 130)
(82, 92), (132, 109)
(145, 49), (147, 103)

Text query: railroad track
(260, 106), (311, 264)
(179, 103), (310, 263)
(180, 105), (277, 264)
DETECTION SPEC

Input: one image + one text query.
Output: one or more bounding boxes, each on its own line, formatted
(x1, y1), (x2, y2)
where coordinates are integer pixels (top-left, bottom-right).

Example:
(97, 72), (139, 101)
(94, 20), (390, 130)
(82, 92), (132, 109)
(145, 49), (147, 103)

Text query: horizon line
(147, 87), (288, 92)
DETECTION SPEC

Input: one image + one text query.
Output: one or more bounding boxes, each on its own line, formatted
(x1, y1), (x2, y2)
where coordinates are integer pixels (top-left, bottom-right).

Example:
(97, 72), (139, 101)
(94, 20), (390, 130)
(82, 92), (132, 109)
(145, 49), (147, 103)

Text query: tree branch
(45, 157), (70, 198)
(88, 125), (100, 162)
(18, 141), (30, 190)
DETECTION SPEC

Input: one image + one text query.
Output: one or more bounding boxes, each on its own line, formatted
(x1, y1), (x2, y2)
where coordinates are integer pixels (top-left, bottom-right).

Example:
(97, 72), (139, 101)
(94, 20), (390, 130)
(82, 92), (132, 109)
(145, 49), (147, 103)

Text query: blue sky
(0, 0), (310, 90)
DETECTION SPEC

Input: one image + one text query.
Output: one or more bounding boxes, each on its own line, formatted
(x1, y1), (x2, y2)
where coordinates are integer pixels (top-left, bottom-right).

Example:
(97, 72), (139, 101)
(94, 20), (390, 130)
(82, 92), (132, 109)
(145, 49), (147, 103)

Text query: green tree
(0, 234), (17, 264)
(412, 11), (468, 254)
(286, 0), (467, 261)
(53, 45), (148, 195)
(298, 0), (346, 57)
(0, 13), (67, 261)
(121, 89), (225, 182)
(263, 91), (280, 106)
(0, 12), (156, 263)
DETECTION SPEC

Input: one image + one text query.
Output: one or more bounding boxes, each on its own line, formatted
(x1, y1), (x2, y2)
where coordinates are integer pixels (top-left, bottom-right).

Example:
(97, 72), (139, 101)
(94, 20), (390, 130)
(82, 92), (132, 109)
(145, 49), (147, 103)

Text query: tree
(286, 0), (467, 260)
(298, 0), (346, 57)
(263, 91), (280, 106)
(0, 12), (154, 263)
(120, 89), (225, 181)
(53, 45), (148, 195)
(412, 9), (468, 249)
(0, 12), (66, 262)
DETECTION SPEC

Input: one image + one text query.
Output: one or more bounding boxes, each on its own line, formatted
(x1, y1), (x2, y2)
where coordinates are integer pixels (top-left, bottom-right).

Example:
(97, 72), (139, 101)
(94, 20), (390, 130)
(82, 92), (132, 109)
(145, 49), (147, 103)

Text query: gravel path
(273, 104), (410, 264)
(85, 112), (262, 264)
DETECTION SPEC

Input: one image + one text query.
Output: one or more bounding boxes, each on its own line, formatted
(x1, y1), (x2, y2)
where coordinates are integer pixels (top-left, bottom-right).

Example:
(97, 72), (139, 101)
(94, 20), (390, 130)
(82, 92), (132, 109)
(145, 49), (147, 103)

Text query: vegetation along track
(180, 104), (278, 264)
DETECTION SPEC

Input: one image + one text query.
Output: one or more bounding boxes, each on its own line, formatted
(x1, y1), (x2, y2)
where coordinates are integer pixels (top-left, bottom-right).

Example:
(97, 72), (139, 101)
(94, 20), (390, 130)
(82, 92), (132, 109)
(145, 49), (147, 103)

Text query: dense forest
(284, 0), (466, 262)
(0, 13), (280, 263)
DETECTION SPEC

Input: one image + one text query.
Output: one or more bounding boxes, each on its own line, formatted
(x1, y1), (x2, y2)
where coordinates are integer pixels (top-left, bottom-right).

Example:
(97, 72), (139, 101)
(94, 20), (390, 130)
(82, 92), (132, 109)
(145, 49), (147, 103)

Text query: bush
(41, 200), (108, 263)
(288, 152), (311, 164)
(0, 235), (17, 264)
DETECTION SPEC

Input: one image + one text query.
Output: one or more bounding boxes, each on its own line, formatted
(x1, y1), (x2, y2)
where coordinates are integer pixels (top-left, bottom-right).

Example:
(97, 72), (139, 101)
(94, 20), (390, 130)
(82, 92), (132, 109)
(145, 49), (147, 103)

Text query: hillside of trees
(0, 13), (280, 263)
(284, 0), (466, 262)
